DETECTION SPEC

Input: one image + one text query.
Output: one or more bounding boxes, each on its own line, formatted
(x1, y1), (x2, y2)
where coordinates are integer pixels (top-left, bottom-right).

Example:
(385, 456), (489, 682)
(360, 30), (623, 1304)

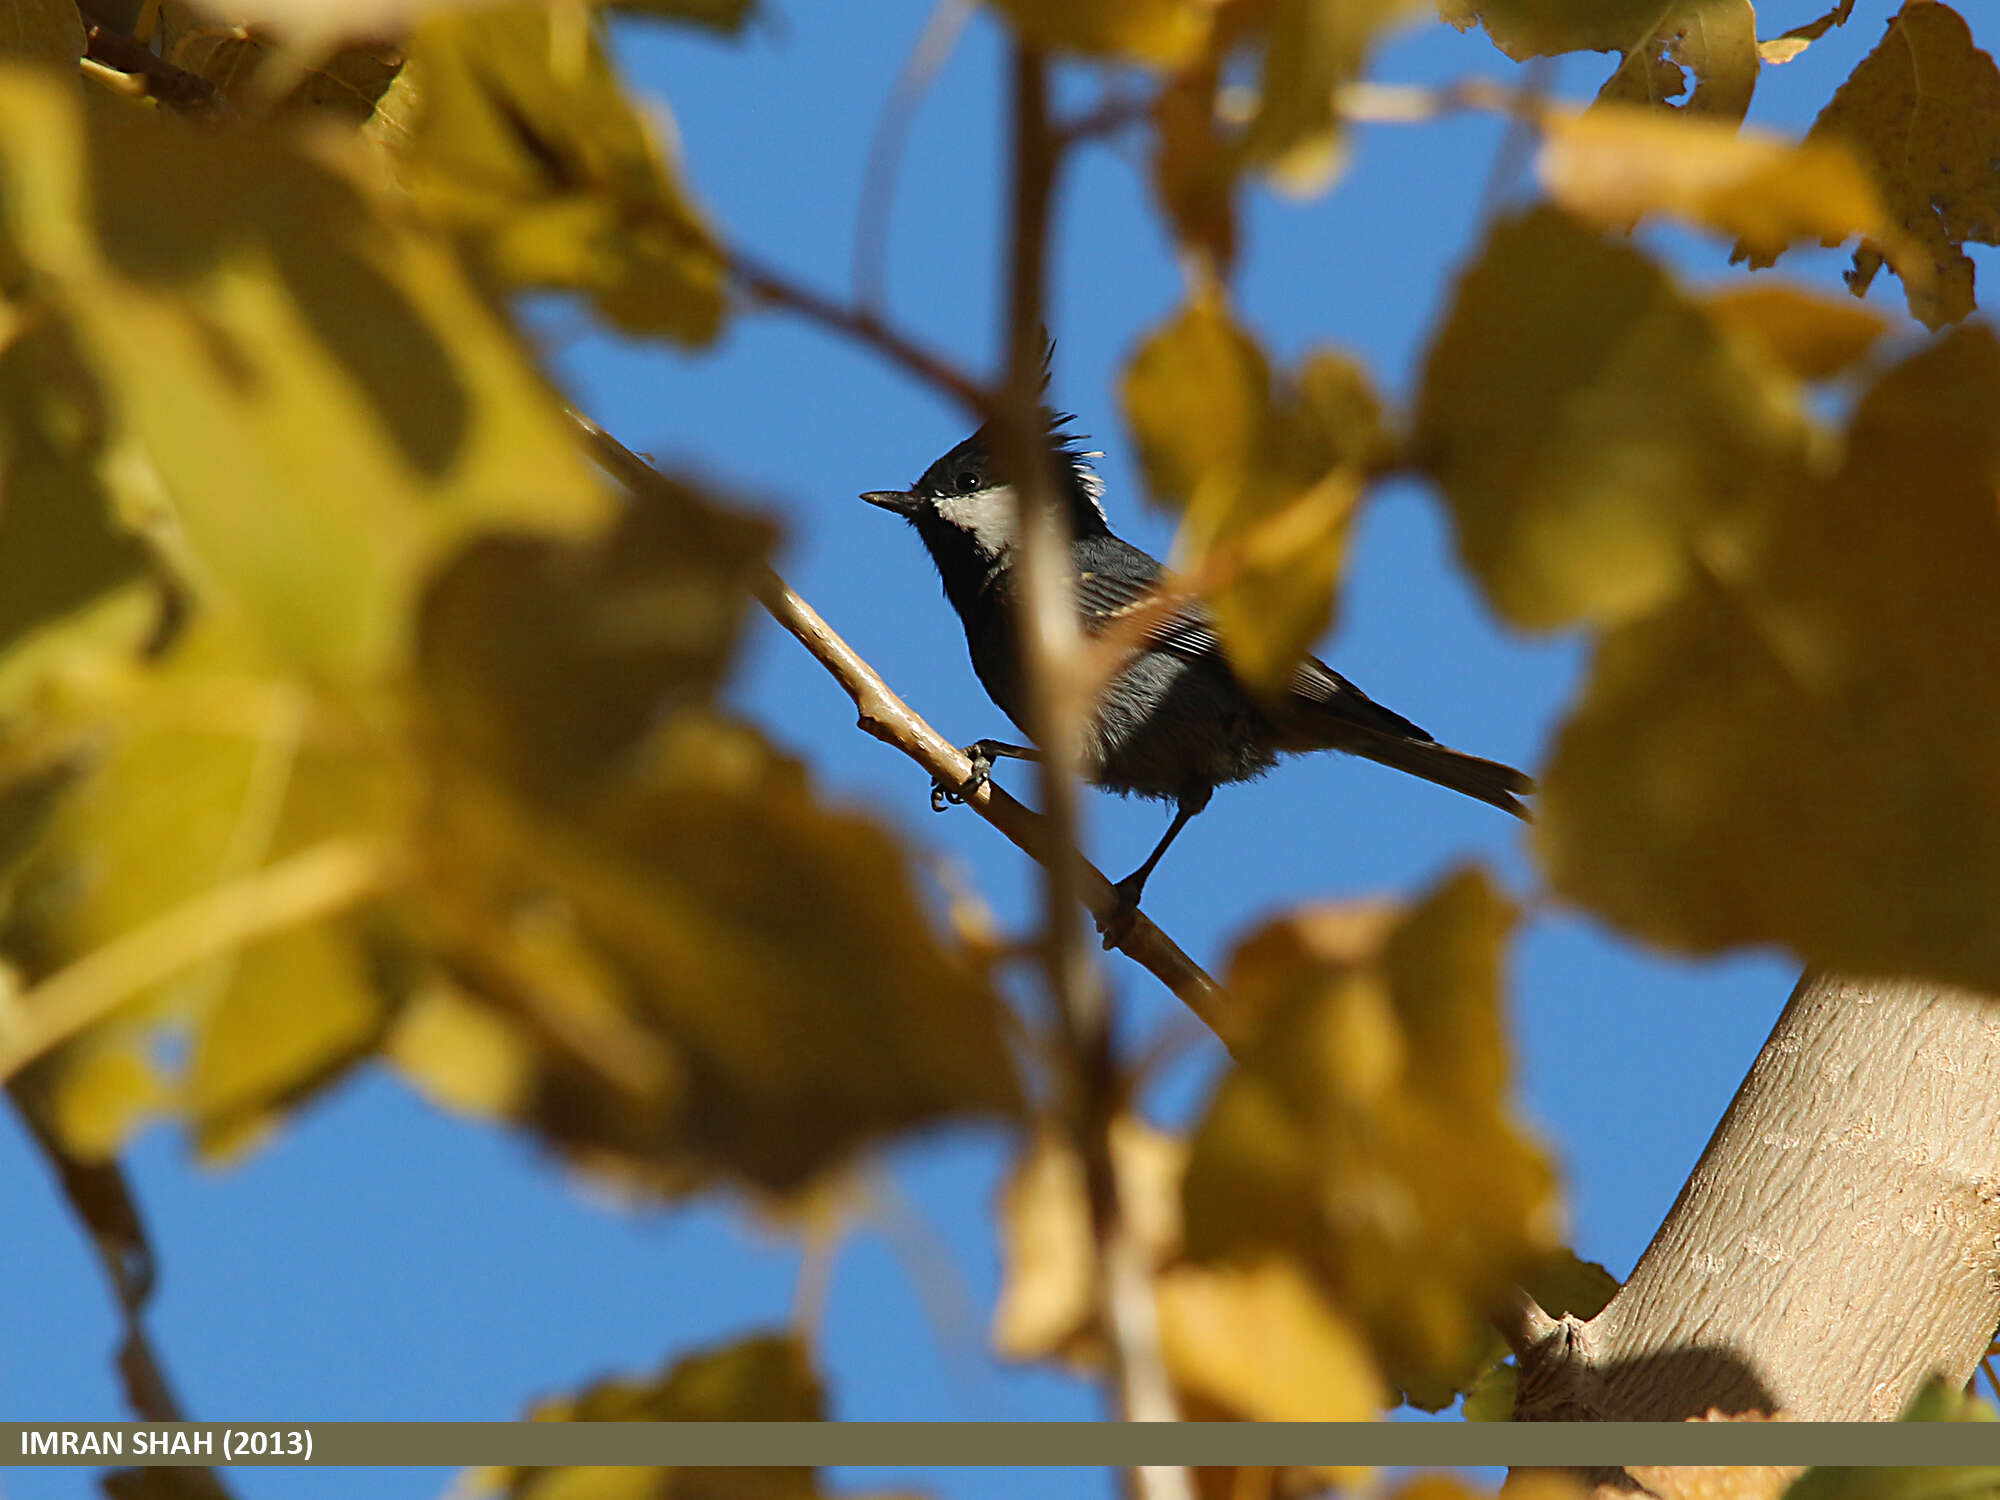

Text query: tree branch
(728, 247), (991, 417)
(569, 411), (1229, 1036)
(8, 1090), (237, 1499)
(1000, 41), (1190, 1493)
(1516, 970), (2000, 1422)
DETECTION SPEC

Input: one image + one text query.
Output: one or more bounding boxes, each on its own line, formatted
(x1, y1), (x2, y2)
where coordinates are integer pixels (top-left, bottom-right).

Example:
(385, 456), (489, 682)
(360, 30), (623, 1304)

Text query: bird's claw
(1094, 876), (1145, 950)
(930, 746), (994, 813)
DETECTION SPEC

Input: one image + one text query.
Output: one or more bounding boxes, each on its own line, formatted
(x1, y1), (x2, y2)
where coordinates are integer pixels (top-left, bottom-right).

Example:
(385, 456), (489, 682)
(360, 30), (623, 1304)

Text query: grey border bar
(6, 1422), (2000, 1466)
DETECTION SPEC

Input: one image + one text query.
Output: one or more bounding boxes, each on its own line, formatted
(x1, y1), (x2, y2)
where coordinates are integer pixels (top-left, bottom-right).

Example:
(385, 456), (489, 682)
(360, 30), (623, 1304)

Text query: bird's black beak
(861, 489), (920, 516)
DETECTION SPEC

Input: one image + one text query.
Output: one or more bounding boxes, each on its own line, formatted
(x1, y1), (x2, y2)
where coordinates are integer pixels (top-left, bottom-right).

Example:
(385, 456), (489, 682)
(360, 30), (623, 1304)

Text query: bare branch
(569, 411), (1229, 1036)
(728, 247), (991, 417)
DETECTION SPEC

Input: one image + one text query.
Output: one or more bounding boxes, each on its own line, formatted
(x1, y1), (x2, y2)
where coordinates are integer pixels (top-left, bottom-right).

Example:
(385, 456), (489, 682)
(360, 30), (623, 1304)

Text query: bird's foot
(930, 743), (996, 813)
(1095, 874), (1147, 950)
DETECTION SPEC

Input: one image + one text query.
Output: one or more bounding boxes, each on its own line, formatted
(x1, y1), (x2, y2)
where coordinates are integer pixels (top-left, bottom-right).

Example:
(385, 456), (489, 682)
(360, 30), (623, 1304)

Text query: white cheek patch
(933, 486), (1021, 558)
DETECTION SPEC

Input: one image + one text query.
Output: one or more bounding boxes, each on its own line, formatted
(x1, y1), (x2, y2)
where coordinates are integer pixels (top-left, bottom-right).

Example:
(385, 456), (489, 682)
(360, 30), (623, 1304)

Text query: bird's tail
(1345, 725), (1535, 820)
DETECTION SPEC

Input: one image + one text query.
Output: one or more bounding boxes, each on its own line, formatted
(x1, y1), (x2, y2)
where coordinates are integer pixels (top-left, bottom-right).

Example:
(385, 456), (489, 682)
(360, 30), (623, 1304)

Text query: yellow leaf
(1539, 104), (1889, 263)
(393, 3), (727, 342)
(1153, 66), (1238, 270)
(4, 617), (411, 1158)
(1791, 0), (2000, 328)
(1126, 297), (1384, 692)
(497, 1332), (827, 1500)
(1123, 287), (1273, 507)
(419, 712), (1020, 1195)
(1243, 0), (1425, 195)
(1540, 325), (2000, 993)
(985, 0), (1217, 66)
(1440, 0), (1694, 59)
(1158, 1258), (1384, 1421)
(385, 978), (535, 1119)
(1415, 206), (1811, 631)
(0, 66), (612, 683)
(1702, 282), (1887, 382)
(992, 1119), (1185, 1363)
(1595, 0), (1758, 121)
(1181, 866), (1561, 1406)
(42, 1040), (170, 1159)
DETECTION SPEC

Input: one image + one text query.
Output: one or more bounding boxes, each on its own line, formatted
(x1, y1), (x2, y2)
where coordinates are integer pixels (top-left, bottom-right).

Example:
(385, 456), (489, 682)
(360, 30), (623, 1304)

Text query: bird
(862, 409), (1532, 943)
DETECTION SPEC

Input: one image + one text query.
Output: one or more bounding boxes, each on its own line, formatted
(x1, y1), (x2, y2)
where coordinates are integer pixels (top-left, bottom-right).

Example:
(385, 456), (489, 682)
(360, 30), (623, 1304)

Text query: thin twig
(851, 0), (975, 314)
(7, 1091), (237, 1499)
(1002, 42), (1190, 1496)
(569, 411), (1229, 1034)
(729, 247), (991, 417)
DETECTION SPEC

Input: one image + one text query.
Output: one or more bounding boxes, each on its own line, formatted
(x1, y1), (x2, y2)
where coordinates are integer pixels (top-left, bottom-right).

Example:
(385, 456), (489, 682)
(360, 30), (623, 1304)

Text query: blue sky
(5, 4), (1979, 1499)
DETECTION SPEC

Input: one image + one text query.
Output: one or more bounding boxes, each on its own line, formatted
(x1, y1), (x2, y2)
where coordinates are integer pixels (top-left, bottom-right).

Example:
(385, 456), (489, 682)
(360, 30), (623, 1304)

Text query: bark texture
(1517, 971), (2000, 1422)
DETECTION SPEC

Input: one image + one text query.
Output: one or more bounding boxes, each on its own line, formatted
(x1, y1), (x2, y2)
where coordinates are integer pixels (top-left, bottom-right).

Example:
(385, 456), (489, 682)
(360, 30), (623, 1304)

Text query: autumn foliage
(5, 0), (2000, 1494)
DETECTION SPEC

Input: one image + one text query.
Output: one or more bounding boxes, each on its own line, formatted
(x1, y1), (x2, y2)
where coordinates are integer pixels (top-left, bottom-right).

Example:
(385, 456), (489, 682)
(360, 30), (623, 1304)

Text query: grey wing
(1072, 564), (1432, 741)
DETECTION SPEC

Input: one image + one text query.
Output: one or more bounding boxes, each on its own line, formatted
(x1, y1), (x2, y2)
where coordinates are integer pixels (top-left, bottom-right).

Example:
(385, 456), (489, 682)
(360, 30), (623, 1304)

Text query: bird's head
(861, 413), (1109, 563)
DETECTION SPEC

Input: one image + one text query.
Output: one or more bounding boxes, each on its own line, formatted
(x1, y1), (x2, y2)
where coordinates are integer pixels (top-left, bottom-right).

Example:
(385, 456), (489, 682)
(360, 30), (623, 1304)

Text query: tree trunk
(1515, 971), (2000, 1422)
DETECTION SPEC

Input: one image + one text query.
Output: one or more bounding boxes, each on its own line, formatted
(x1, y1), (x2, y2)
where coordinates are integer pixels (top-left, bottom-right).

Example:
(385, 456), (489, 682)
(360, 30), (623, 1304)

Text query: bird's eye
(954, 471), (981, 493)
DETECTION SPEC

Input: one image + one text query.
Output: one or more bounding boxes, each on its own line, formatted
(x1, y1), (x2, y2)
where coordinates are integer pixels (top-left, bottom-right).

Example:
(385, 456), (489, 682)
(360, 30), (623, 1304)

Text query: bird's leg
(1098, 786), (1211, 949)
(931, 739), (1041, 812)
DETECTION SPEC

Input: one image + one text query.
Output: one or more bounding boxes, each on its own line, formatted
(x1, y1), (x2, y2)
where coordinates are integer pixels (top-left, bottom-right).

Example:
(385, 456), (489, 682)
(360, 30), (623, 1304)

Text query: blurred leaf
(4, 0), (83, 67)
(1440, 0), (1691, 59)
(1463, 1358), (1517, 1420)
(1757, 0), (1855, 65)
(4, 617), (410, 1159)
(1539, 325), (2000, 995)
(1153, 64), (1237, 270)
(985, 0), (1214, 65)
(164, 26), (405, 122)
(416, 484), (775, 805)
(1416, 206), (1824, 628)
(0, 65), (611, 683)
(1159, 1257), (1383, 1421)
(1901, 1377), (2000, 1422)
(1595, 0), (1757, 120)
(1124, 293), (1384, 692)
(992, 1119), (1184, 1364)
(992, 1119), (1384, 1421)
(0, 317), (150, 658)
(1539, 106), (1889, 262)
(1242, 0), (1425, 195)
(1702, 283), (1887, 381)
(1181, 866), (1560, 1406)
(1415, 206), (1812, 631)
(1124, 288), (1272, 507)
(1523, 1246), (1619, 1321)
(418, 709), (1020, 1195)
(1787, 1469), (2000, 1500)
(1786, 0), (2000, 328)
(392, 2), (726, 341)
(497, 1331), (826, 1500)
